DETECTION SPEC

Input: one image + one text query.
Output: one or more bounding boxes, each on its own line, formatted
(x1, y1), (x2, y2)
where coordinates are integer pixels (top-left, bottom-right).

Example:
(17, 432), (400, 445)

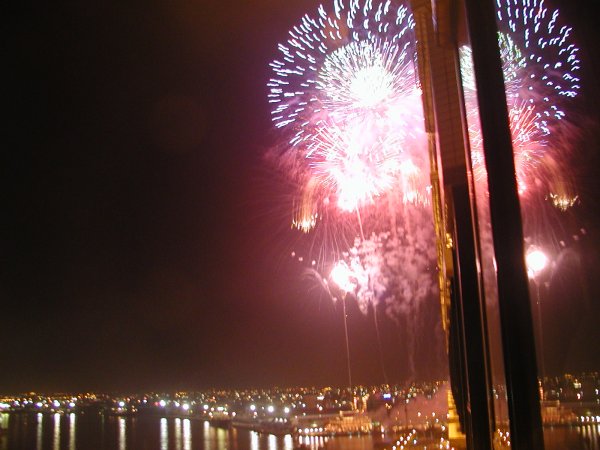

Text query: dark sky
(4, 0), (600, 393)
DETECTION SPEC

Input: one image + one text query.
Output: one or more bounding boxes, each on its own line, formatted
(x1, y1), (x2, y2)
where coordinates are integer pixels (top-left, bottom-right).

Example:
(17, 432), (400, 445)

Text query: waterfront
(0, 412), (373, 450)
(1, 412), (598, 450)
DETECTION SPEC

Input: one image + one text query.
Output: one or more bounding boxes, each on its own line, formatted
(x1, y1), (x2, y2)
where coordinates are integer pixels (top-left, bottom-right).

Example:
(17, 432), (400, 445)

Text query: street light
(526, 247), (549, 382)
(330, 261), (356, 393)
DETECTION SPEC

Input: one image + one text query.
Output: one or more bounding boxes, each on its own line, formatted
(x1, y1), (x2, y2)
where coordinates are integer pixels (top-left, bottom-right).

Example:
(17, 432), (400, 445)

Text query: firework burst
(266, 2), (445, 383)
(268, 0), (428, 215)
(266, 1), (438, 325)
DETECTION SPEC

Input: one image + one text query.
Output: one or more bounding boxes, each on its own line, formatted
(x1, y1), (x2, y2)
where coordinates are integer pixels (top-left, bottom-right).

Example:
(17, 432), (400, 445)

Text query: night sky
(4, 0), (600, 393)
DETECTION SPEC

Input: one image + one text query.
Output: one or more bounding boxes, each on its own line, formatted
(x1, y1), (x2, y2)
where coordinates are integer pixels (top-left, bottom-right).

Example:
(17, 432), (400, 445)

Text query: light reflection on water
(69, 414), (75, 450)
(174, 418), (182, 450)
(53, 414), (60, 450)
(250, 430), (259, 450)
(584, 424), (600, 450)
(297, 434), (327, 450)
(183, 419), (192, 450)
(268, 433), (277, 450)
(118, 417), (126, 450)
(0, 412), (596, 450)
(203, 419), (225, 450)
(544, 424), (600, 450)
(161, 417), (168, 450)
(36, 413), (43, 449)
(0, 414), (8, 450)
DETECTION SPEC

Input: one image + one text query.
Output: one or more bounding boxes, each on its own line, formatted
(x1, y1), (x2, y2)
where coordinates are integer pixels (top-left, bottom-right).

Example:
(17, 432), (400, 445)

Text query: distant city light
(0, 376), (595, 443)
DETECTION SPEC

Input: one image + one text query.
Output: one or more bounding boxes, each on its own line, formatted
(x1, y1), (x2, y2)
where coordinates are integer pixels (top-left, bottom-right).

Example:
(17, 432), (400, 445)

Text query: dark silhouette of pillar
(462, 0), (544, 448)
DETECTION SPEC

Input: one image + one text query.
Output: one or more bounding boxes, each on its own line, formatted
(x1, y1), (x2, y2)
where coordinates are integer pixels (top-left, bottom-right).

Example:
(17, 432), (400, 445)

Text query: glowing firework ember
(460, 0), (581, 197)
(268, 0), (427, 214)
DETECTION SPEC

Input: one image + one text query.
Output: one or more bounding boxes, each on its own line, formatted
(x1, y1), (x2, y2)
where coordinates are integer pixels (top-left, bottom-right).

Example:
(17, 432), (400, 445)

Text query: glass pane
(458, 30), (511, 450)
(494, 0), (600, 448)
(460, 0), (600, 448)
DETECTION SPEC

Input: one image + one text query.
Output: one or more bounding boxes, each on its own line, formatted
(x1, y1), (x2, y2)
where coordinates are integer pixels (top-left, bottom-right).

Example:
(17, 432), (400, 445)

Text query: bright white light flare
(526, 248), (548, 279)
(330, 261), (356, 294)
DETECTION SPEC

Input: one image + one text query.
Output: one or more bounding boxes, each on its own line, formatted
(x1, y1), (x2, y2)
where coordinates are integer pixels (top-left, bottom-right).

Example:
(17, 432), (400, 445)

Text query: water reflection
(215, 427), (228, 446)
(36, 413), (43, 450)
(174, 418), (182, 450)
(249, 430), (294, 450)
(69, 413), (76, 450)
(283, 434), (293, 450)
(268, 434), (277, 450)
(4, 412), (596, 450)
(118, 417), (126, 450)
(160, 417), (168, 450)
(203, 420), (212, 450)
(297, 434), (327, 450)
(182, 419), (192, 450)
(544, 424), (600, 450)
(250, 430), (259, 450)
(201, 420), (230, 450)
(580, 424), (600, 450)
(0, 414), (7, 450)
(53, 413), (61, 450)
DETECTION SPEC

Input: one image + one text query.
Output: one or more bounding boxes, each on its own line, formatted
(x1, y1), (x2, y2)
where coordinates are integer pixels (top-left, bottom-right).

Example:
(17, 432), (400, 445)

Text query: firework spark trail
(288, 198), (440, 381)
(320, 202), (438, 377)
